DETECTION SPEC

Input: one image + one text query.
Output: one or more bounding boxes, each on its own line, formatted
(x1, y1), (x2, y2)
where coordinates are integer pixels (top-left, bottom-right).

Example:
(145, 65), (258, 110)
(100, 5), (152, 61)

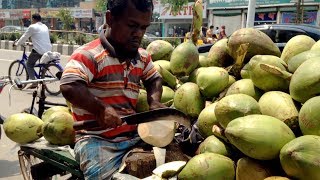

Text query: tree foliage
(57, 8), (73, 30)
(96, 0), (108, 12)
(160, 0), (189, 15)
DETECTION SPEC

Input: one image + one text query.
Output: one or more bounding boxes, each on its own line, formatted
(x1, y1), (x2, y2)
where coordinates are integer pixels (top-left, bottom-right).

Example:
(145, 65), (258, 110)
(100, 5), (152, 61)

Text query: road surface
(0, 49), (69, 179)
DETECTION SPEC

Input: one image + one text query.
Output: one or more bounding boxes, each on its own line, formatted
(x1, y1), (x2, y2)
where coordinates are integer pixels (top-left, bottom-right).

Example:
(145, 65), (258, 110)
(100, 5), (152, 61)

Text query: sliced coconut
(152, 161), (186, 178)
(138, 120), (175, 147)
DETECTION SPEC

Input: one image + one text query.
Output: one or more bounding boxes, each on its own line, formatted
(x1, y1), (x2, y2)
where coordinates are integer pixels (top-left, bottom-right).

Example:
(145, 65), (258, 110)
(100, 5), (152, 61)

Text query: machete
(73, 108), (191, 130)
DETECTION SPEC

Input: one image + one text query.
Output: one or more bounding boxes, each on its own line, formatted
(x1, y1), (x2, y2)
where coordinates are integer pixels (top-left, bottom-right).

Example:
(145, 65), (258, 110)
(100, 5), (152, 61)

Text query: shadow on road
(0, 160), (20, 178)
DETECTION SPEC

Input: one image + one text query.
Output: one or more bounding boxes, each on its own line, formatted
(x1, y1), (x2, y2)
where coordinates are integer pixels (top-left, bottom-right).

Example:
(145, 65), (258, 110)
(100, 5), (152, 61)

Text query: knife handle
(73, 120), (99, 131)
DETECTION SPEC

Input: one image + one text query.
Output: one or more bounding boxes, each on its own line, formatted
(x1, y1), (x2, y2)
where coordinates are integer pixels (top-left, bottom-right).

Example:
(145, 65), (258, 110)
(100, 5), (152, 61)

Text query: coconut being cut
(138, 120), (176, 147)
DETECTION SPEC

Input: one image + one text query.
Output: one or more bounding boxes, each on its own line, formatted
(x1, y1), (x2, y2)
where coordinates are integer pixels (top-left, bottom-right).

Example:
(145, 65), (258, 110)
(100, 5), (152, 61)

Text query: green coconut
(196, 102), (219, 138)
(146, 40), (174, 61)
(280, 135), (320, 180)
(215, 94), (261, 128)
(249, 55), (290, 92)
(290, 57), (320, 103)
(227, 28), (281, 62)
(287, 50), (320, 73)
(196, 67), (229, 99)
(136, 89), (149, 112)
(161, 86), (175, 107)
(198, 55), (208, 67)
(42, 106), (71, 123)
(311, 40), (320, 51)
(173, 82), (205, 118)
(281, 35), (316, 63)
(203, 39), (234, 67)
(153, 60), (171, 72)
(4, 113), (43, 144)
(226, 79), (263, 101)
(170, 42), (199, 76)
(298, 96), (320, 136)
(225, 115), (295, 160)
(259, 91), (299, 132)
(236, 157), (273, 180)
(178, 153), (235, 180)
(42, 111), (75, 145)
(227, 75), (236, 88)
(188, 67), (206, 83)
(240, 63), (251, 79)
(197, 135), (232, 157)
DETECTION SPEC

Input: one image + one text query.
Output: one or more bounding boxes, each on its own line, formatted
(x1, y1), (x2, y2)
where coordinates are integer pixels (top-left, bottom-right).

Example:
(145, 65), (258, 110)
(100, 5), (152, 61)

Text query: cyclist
(60, 0), (165, 179)
(13, 13), (52, 89)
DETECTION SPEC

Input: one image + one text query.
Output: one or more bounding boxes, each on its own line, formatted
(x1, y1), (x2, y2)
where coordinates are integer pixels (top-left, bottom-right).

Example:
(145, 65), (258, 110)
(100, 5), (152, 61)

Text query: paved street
(0, 49), (70, 179)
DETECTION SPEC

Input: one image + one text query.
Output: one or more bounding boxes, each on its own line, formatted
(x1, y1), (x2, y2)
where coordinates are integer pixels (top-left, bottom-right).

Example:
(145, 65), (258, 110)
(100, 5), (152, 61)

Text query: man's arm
(143, 76), (166, 110)
(16, 26), (33, 46)
(60, 81), (122, 129)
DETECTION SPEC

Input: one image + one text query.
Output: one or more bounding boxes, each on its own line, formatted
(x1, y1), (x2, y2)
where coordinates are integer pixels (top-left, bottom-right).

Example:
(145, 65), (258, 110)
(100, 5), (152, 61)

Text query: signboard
(22, 10), (31, 19)
(208, 0), (319, 8)
(71, 9), (93, 18)
(159, 2), (207, 19)
(0, 12), (10, 19)
(282, 11), (317, 25)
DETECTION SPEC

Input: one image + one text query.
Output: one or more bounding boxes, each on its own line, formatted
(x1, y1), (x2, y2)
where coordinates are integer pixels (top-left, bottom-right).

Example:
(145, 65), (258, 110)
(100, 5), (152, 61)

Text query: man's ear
(105, 11), (112, 27)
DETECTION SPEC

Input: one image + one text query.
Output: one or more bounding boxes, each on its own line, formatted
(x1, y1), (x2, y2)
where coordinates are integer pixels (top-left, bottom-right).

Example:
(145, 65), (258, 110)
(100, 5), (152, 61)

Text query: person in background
(206, 25), (215, 43)
(60, 0), (165, 179)
(215, 26), (220, 39)
(219, 25), (227, 39)
(13, 13), (52, 89)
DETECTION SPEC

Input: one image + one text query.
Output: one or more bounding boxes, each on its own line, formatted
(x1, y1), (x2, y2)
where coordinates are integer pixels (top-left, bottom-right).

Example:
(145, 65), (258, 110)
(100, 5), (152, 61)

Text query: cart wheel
(18, 150), (43, 180)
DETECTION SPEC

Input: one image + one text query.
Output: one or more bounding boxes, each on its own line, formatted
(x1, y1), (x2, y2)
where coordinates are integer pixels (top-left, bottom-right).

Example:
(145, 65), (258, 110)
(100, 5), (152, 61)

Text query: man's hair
(210, 25), (214, 29)
(32, 13), (41, 21)
(107, 0), (154, 17)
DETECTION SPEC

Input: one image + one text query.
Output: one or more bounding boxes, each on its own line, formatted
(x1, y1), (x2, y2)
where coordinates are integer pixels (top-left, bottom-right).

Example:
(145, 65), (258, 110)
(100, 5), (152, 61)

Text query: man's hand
(97, 106), (123, 129)
(149, 101), (166, 110)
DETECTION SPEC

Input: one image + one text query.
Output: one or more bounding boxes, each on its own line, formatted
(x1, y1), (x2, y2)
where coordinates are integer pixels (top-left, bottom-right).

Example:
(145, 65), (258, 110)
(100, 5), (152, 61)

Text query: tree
(96, 0), (108, 12)
(160, 0), (189, 15)
(57, 8), (73, 30)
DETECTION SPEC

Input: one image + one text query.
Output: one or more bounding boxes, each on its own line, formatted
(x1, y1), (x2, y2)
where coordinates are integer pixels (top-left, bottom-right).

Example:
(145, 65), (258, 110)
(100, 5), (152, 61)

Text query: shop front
(159, 2), (207, 37)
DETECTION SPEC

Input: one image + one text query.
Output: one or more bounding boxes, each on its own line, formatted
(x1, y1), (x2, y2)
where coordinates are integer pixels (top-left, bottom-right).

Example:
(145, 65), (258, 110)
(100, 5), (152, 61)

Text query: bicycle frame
(16, 46), (63, 79)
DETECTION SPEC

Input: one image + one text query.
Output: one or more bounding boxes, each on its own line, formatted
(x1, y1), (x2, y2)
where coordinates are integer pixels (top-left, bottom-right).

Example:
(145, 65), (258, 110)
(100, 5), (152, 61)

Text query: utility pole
(246, 0), (256, 27)
(296, 0), (304, 23)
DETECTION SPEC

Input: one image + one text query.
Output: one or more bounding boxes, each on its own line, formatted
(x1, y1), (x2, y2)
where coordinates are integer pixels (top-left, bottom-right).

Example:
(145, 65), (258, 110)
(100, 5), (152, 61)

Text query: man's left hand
(149, 101), (167, 110)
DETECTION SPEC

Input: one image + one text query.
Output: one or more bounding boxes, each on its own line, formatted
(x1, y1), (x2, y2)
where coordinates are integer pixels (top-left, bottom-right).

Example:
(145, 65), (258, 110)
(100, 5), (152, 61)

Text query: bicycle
(8, 42), (64, 96)
(0, 75), (12, 138)
(10, 77), (84, 180)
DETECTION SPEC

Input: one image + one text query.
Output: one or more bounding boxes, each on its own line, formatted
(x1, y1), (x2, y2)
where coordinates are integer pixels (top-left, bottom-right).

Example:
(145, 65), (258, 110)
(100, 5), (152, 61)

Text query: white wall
(212, 15), (242, 36)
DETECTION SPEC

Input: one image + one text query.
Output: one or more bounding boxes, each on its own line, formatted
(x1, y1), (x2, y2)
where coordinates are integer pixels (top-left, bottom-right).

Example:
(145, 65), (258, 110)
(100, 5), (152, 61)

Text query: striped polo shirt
(60, 33), (160, 138)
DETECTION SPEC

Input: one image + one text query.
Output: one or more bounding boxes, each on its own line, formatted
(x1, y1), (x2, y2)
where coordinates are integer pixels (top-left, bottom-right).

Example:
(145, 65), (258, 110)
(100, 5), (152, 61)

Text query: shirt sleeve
(141, 53), (160, 82)
(16, 26), (33, 45)
(60, 50), (97, 85)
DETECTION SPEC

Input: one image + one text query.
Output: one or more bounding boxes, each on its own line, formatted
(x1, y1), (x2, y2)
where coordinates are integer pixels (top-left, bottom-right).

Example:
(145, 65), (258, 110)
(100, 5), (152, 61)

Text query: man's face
(107, 3), (152, 57)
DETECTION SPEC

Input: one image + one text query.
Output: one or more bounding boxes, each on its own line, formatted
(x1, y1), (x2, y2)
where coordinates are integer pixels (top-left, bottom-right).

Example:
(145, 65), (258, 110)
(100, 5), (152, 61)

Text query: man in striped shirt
(60, 0), (165, 179)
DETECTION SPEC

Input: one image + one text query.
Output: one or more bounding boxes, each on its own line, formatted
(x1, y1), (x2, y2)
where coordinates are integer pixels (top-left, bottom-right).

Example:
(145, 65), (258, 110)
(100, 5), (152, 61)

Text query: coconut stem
(259, 63), (292, 81)
(191, 0), (203, 45)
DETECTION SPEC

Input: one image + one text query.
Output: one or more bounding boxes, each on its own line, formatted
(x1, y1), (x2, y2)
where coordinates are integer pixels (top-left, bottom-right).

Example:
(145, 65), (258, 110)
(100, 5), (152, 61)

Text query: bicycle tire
(8, 60), (29, 90)
(18, 150), (47, 180)
(41, 63), (62, 96)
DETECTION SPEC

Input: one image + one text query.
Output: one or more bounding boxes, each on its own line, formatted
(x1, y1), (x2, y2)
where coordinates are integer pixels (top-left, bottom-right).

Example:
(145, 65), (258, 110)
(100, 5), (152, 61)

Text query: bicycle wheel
(41, 63), (62, 96)
(18, 150), (44, 180)
(8, 60), (29, 89)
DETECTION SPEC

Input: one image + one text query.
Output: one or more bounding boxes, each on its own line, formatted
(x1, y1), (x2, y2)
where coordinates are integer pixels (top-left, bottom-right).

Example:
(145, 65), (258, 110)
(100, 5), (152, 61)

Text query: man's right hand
(97, 106), (123, 129)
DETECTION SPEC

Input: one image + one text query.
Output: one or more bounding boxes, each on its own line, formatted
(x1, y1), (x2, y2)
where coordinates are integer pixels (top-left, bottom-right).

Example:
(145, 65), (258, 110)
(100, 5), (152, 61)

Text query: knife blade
(73, 108), (191, 131)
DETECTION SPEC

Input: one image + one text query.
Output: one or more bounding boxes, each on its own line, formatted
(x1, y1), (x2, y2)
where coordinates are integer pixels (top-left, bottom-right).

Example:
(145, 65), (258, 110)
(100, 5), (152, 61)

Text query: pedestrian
(215, 26), (220, 39)
(220, 25), (227, 39)
(60, 0), (165, 179)
(206, 25), (215, 43)
(13, 13), (52, 89)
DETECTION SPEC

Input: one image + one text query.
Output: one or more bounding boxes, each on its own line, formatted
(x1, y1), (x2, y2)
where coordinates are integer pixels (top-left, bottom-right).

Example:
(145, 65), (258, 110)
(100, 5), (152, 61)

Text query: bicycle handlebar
(14, 78), (58, 88)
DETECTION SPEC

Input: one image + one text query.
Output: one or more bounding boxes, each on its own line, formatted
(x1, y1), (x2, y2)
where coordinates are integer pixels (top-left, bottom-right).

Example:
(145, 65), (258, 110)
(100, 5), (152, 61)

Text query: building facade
(207, 0), (320, 36)
(1, 0), (81, 9)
